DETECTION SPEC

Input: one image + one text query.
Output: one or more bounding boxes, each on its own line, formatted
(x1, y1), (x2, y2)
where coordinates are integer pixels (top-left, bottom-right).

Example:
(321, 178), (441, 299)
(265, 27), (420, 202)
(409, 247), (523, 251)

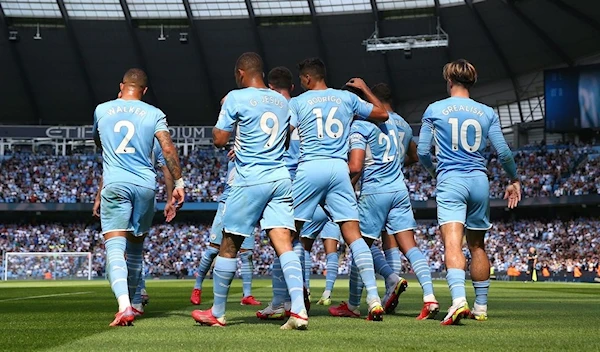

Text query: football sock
(105, 237), (130, 312)
(279, 251), (305, 315)
(292, 239), (305, 275)
(324, 252), (339, 296)
(384, 247), (402, 276)
(212, 256), (237, 318)
(271, 256), (287, 307)
(350, 239), (380, 304)
(239, 251), (254, 298)
(304, 249), (311, 290)
(125, 240), (144, 304)
(473, 279), (490, 306)
(446, 268), (467, 306)
(348, 260), (363, 308)
(195, 246), (219, 290)
(405, 247), (435, 299)
(132, 282), (142, 305)
(370, 246), (395, 286)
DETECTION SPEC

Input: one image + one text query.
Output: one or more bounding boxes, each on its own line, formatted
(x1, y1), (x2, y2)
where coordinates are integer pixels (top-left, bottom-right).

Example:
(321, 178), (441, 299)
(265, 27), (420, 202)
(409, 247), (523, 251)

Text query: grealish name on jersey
(441, 104), (484, 117)
(106, 106), (148, 117)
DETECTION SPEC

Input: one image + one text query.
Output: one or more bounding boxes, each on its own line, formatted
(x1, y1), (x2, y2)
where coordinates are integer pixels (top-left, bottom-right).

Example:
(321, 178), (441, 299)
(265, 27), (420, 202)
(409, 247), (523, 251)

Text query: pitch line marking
(0, 291), (93, 302)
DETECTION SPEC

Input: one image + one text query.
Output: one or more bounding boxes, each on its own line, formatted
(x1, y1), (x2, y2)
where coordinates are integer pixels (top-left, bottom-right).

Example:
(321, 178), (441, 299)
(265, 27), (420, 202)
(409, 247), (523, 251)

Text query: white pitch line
(0, 291), (93, 302)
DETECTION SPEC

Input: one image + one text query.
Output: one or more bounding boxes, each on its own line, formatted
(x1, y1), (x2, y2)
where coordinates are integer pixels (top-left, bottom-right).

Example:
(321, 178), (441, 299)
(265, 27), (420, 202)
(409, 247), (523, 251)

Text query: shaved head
(123, 68), (148, 90)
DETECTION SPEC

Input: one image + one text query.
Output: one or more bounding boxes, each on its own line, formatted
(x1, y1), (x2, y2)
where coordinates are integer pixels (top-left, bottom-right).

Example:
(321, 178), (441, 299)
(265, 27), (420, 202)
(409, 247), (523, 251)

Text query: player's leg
(382, 232), (402, 276)
(239, 233), (260, 305)
(265, 179), (308, 330)
(192, 185), (262, 327)
(300, 205), (328, 301)
(465, 175), (492, 321)
(100, 184), (136, 326)
(192, 202), (225, 304)
(131, 252), (148, 316)
(437, 179), (471, 325)
(319, 223), (340, 305)
(300, 237), (314, 297)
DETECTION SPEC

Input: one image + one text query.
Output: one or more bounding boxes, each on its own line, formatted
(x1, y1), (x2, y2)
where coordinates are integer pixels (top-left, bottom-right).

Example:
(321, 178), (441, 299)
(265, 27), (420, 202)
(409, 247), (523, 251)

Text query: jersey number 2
(114, 120), (135, 154)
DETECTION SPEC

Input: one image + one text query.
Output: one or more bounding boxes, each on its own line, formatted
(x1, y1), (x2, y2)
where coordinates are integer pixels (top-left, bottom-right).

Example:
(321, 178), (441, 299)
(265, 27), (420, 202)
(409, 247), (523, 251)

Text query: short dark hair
(341, 84), (366, 100)
(268, 66), (293, 91)
(123, 68), (148, 89)
(298, 58), (326, 80)
(371, 83), (393, 105)
(236, 52), (263, 75)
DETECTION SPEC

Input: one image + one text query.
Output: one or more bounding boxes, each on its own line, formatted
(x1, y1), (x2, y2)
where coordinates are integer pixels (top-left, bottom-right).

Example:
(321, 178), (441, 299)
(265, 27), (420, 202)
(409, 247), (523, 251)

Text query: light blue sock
(239, 251), (253, 298)
(473, 280), (490, 306)
(348, 260), (363, 307)
(132, 263), (145, 305)
(370, 246), (394, 279)
(126, 240), (144, 301)
(292, 239), (305, 275)
(446, 268), (466, 304)
(406, 247), (434, 297)
(304, 249), (311, 290)
(271, 257), (288, 306)
(212, 256), (237, 318)
(324, 252), (339, 293)
(105, 237), (129, 303)
(195, 246), (219, 290)
(384, 247), (402, 276)
(349, 239), (379, 304)
(279, 251), (305, 315)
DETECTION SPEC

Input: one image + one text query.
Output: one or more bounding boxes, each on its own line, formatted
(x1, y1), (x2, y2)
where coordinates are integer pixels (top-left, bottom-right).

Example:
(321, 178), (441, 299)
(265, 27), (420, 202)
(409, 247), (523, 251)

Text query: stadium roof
(0, 0), (599, 128)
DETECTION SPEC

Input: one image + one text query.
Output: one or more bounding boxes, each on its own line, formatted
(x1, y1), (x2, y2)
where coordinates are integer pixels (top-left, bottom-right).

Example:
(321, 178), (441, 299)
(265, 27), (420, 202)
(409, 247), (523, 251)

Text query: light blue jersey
(215, 88), (290, 186)
(289, 89), (374, 163)
(417, 97), (517, 183)
(349, 112), (412, 195)
(94, 99), (169, 190)
(284, 129), (300, 179)
(219, 161), (236, 203)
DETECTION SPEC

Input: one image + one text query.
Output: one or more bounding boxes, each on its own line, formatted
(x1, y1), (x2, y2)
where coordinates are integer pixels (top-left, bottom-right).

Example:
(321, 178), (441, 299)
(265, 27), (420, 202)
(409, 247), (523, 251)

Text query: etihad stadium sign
(0, 125), (214, 140)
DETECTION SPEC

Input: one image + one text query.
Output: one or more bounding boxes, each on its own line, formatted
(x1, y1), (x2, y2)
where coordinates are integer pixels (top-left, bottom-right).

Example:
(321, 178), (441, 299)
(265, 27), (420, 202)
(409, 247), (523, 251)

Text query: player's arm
(488, 113), (521, 208)
(348, 125), (367, 186)
(213, 92), (237, 148)
(416, 112), (436, 178)
(345, 78), (388, 122)
(405, 140), (419, 166)
(92, 110), (101, 149)
(93, 177), (102, 218)
(161, 164), (177, 222)
(155, 120), (185, 209)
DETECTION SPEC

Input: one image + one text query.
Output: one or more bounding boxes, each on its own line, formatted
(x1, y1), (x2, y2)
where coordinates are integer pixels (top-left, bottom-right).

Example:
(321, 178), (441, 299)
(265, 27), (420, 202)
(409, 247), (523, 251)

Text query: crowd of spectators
(2, 143), (598, 203)
(1, 219), (597, 280)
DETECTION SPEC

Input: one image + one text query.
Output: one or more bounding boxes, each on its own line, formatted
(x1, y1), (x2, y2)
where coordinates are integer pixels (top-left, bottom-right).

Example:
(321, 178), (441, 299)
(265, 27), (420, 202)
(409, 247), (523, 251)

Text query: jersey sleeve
(350, 92), (374, 120)
(154, 109), (169, 134)
(215, 92), (238, 132)
(349, 122), (369, 151)
(417, 105), (436, 178)
(488, 112), (518, 180)
(289, 98), (299, 129)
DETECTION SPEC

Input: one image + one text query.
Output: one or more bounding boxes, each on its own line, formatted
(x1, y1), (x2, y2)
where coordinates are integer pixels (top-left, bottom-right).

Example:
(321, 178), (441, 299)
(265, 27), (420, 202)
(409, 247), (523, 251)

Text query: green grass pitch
(1, 279), (599, 351)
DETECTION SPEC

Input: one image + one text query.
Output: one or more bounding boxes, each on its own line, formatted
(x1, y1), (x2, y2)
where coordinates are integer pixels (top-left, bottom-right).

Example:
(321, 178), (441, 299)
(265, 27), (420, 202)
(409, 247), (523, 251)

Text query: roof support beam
(182, 0), (218, 114)
(433, 0), (452, 62)
(0, 4), (41, 124)
(548, 0), (600, 34)
(504, 0), (574, 67)
(307, 0), (331, 84)
(244, 0), (268, 70)
(368, 0), (397, 109)
(119, 0), (159, 105)
(56, 0), (97, 107)
(464, 0), (524, 123)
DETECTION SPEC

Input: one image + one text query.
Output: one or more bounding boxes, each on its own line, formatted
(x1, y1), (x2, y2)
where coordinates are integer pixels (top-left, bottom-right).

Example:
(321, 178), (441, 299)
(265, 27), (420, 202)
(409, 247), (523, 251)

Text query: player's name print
(106, 106), (148, 117)
(441, 104), (484, 117)
(306, 95), (343, 106)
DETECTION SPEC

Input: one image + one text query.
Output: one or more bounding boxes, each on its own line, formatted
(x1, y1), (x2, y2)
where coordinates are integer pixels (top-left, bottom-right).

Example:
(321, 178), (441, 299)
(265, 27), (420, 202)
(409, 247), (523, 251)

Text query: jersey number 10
(448, 118), (482, 152)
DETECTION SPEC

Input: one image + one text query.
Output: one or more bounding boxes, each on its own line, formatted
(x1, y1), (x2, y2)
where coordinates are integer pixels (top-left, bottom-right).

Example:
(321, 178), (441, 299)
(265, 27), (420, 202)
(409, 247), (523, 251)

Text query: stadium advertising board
(0, 125), (214, 140)
(545, 63), (600, 132)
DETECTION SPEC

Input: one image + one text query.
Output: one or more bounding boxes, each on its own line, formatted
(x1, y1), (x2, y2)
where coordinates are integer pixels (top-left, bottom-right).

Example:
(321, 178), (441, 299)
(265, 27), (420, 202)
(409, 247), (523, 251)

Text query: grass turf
(1, 279), (599, 351)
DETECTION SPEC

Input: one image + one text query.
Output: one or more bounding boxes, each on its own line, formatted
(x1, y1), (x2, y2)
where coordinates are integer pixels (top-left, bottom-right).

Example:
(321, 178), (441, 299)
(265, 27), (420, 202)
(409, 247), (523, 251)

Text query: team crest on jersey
(210, 233), (217, 241)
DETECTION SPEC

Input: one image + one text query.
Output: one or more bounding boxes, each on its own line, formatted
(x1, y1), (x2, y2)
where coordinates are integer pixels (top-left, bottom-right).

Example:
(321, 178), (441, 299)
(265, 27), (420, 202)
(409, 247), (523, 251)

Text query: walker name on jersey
(441, 104), (484, 117)
(106, 106), (148, 117)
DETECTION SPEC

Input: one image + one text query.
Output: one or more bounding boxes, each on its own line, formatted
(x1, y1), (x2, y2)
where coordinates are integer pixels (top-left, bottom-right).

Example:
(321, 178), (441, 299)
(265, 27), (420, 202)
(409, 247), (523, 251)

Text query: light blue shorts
(293, 159), (358, 224)
(301, 205), (341, 241)
(358, 190), (417, 240)
(100, 183), (155, 237)
(436, 175), (491, 230)
(210, 202), (255, 250)
(223, 178), (295, 237)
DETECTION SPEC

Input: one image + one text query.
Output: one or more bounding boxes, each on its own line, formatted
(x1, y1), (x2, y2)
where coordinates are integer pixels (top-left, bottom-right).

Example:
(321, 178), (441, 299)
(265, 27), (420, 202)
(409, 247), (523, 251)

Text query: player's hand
(172, 188), (185, 211)
(227, 149), (236, 161)
(164, 202), (176, 222)
(504, 180), (521, 209)
(92, 198), (101, 218)
(345, 78), (368, 91)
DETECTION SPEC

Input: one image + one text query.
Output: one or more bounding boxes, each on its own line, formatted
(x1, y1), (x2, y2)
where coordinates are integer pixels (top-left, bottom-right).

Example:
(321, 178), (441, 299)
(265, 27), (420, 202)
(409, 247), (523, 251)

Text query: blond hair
(443, 59), (477, 89)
